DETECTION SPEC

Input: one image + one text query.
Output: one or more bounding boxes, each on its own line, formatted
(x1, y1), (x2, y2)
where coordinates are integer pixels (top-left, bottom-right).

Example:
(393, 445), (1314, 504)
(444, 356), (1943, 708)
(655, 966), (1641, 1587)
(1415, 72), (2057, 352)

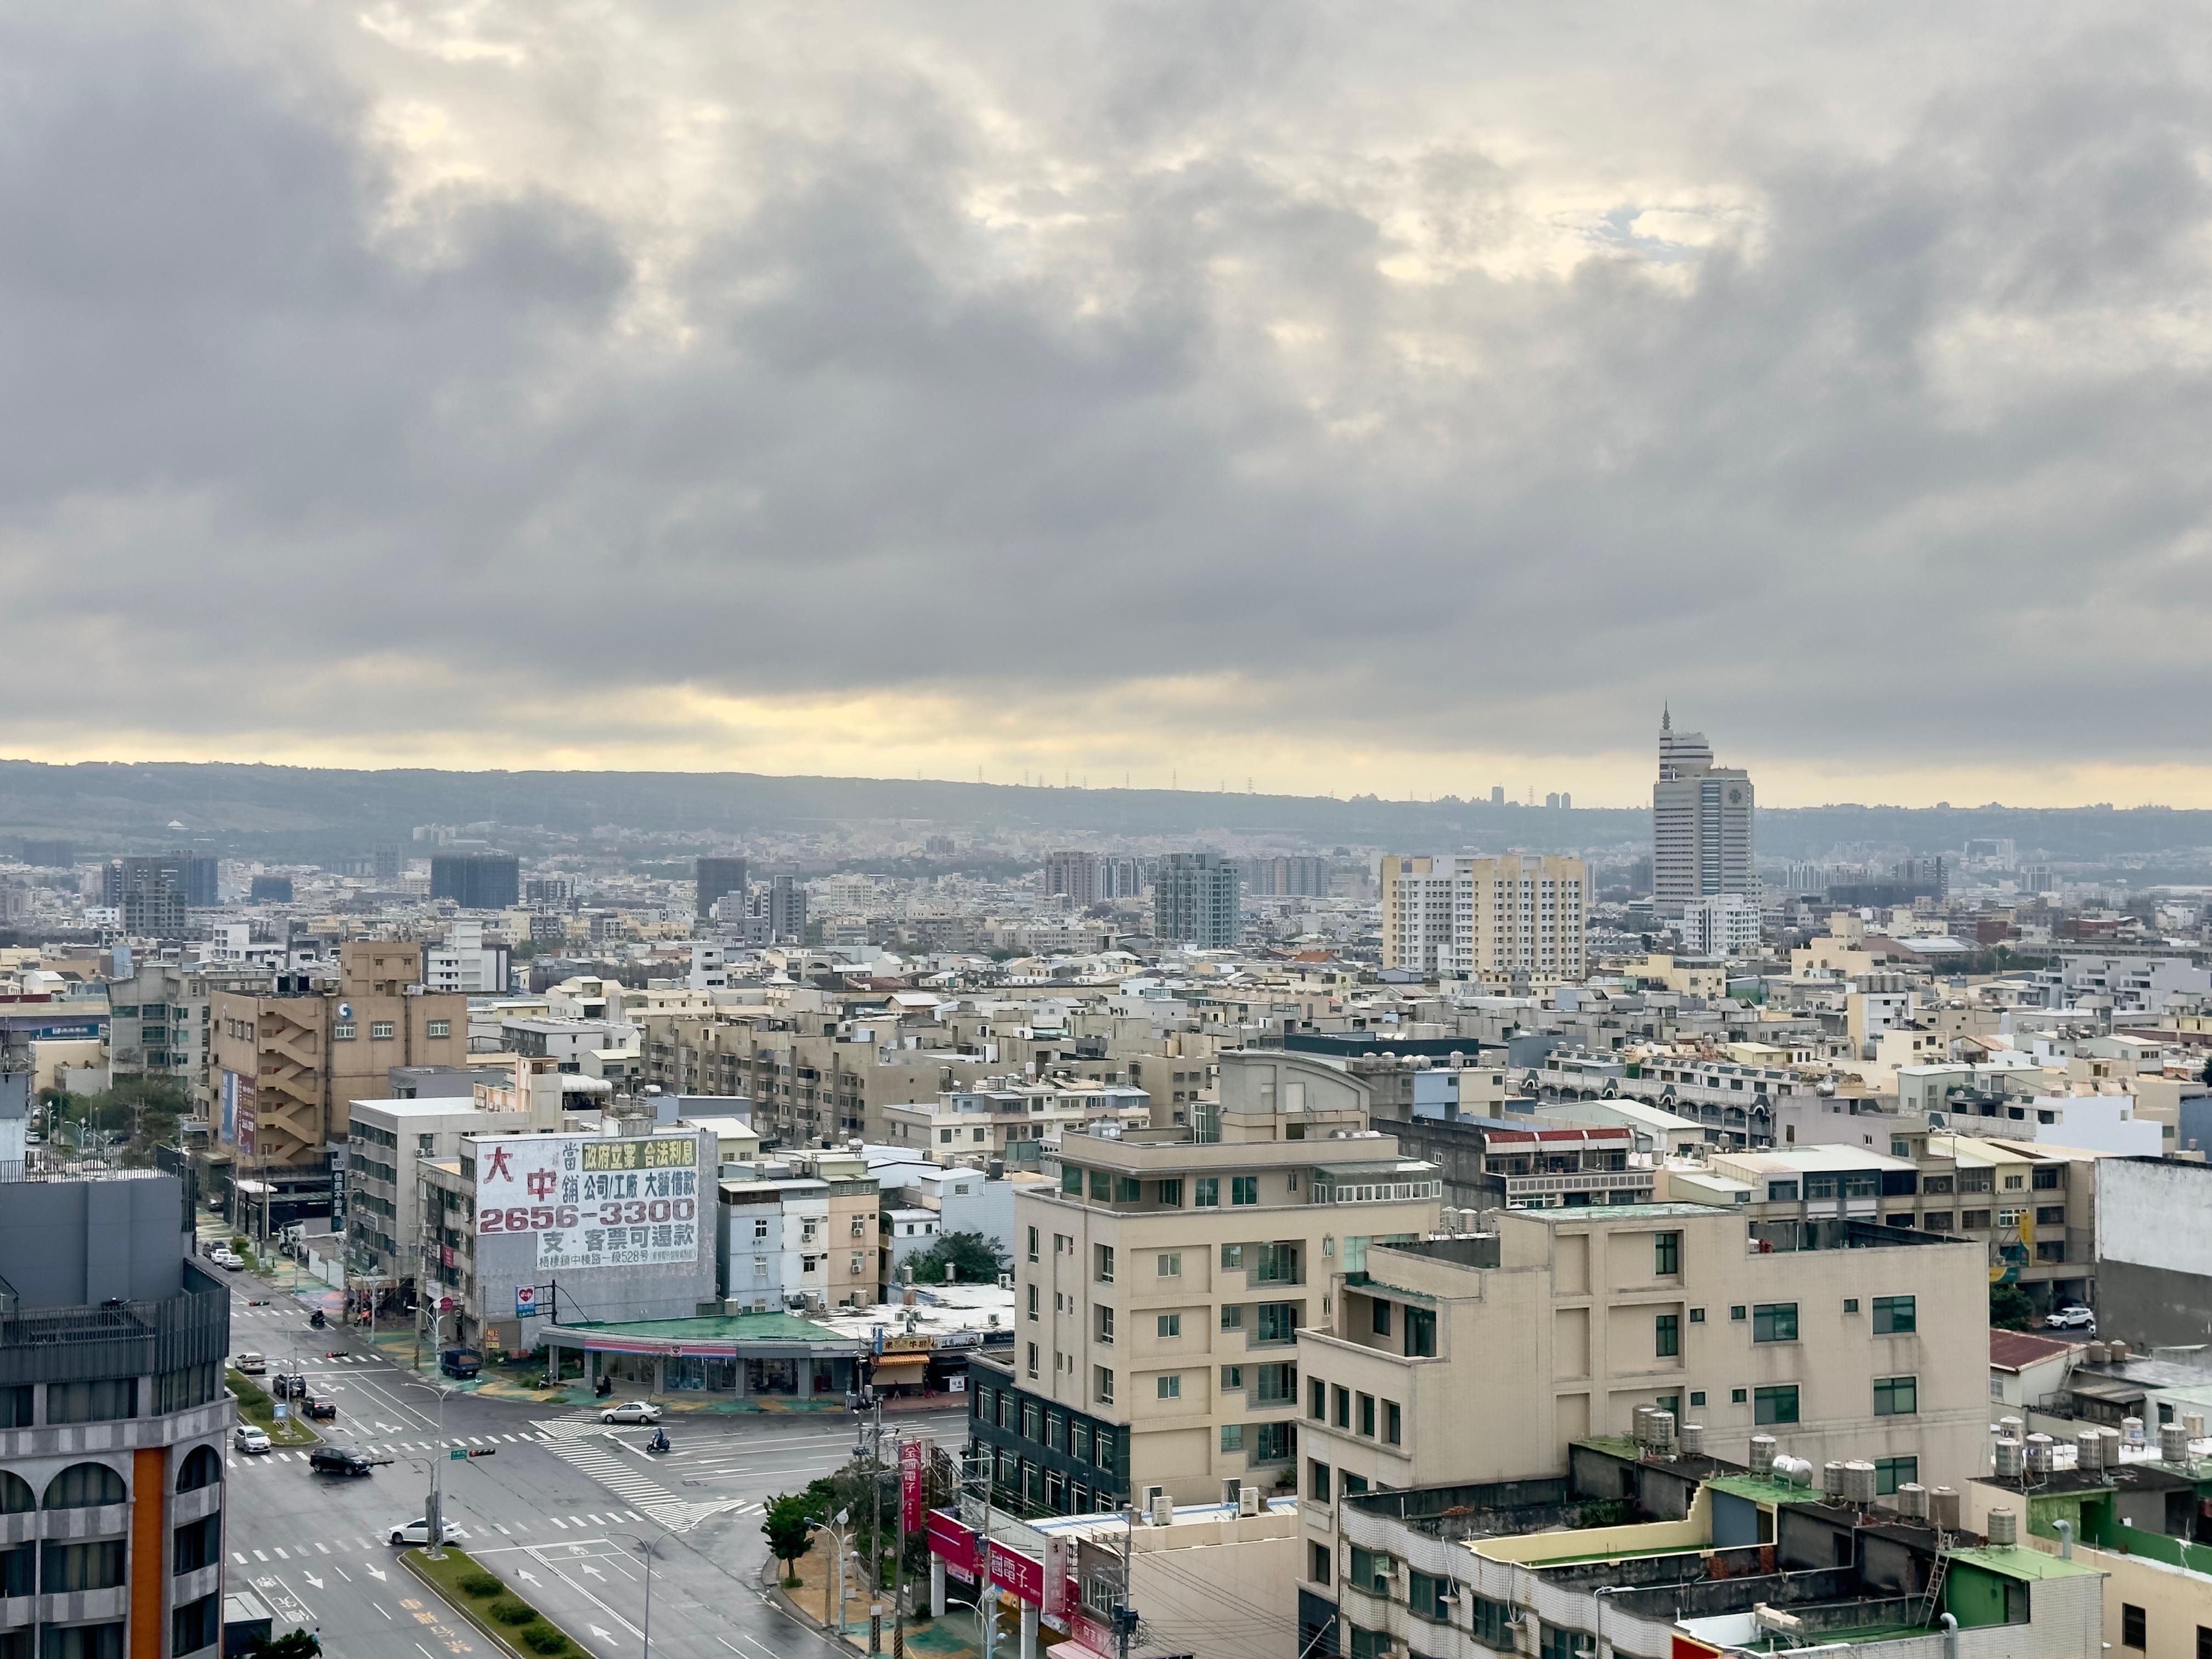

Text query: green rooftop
(1945, 1544), (2104, 1582)
(547, 1312), (837, 1342)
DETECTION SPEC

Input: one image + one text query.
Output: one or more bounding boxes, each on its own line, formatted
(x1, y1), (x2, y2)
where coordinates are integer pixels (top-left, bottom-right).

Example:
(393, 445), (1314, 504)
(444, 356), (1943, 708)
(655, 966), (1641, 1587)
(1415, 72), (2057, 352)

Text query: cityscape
(9, 5), (2212, 1659)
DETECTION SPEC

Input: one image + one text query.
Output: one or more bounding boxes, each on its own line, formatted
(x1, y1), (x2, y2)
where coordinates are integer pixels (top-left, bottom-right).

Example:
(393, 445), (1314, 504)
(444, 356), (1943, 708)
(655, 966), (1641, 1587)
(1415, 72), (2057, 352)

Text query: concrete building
(882, 1080), (1155, 1161)
(714, 1148), (883, 1314)
(1295, 1203), (1990, 1541)
(429, 853), (520, 911)
(0, 1168), (234, 1659)
(1379, 854), (1588, 980)
(971, 1052), (1442, 1514)
(2094, 1156), (2212, 1349)
(424, 919), (509, 996)
(1680, 892), (1762, 957)
(208, 944), (469, 1236)
(342, 1093), (561, 1297)
(1312, 1435), (2101, 1659)
(417, 1123), (716, 1356)
(695, 855), (749, 921)
(1652, 709), (1753, 915)
(1154, 854), (1242, 951)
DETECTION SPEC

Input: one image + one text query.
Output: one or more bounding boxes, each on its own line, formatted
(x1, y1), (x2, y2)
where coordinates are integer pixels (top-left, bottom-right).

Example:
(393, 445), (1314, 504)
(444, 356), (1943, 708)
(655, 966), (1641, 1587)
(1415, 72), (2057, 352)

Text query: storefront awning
(870, 1353), (930, 1374)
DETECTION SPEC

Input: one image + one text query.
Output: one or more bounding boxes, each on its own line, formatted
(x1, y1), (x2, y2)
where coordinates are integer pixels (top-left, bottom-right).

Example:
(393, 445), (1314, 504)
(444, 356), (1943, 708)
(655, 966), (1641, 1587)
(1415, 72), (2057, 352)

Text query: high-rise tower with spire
(1652, 708), (1753, 915)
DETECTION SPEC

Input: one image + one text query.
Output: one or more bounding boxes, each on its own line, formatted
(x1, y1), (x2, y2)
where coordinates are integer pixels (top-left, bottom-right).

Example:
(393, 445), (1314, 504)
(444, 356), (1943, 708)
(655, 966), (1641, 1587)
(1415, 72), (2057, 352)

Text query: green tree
(246, 1632), (321, 1659)
(905, 1231), (1009, 1286)
(1990, 1281), (2036, 1331)
(761, 1492), (817, 1585)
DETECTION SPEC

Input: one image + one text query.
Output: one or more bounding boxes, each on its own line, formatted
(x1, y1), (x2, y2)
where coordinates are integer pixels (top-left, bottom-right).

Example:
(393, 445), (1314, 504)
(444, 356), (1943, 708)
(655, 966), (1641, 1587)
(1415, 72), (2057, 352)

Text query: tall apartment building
(372, 842), (404, 882)
(429, 852), (520, 910)
(424, 918), (509, 995)
(208, 943), (468, 1234)
(1652, 708), (1753, 915)
(696, 855), (749, 921)
(1154, 852), (1241, 949)
(969, 1053), (1442, 1513)
(0, 1169), (234, 1659)
(1042, 851), (1100, 908)
(101, 856), (216, 938)
(1243, 856), (1329, 898)
(761, 875), (806, 943)
(1379, 854), (1588, 979)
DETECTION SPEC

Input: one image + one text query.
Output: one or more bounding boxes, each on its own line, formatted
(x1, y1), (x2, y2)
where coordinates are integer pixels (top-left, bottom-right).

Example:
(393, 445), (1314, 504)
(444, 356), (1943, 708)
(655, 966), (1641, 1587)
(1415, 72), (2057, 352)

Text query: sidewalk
(766, 1550), (989, 1659)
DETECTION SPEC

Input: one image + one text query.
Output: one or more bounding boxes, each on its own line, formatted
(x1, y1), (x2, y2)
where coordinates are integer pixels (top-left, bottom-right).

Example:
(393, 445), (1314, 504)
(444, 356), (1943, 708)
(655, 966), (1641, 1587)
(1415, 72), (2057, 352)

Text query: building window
(1358, 1393), (1375, 1437)
(46, 1380), (136, 1425)
(1654, 1232), (1680, 1276)
(426, 1020), (452, 1039)
(1874, 1375), (1918, 1417)
(1767, 1181), (1799, 1201)
(1408, 1570), (1454, 1623)
(1731, 1388), (1748, 1404)
(1222, 1365), (1243, 1390)
(1232, 1176), (1259, 1205)
(1729, 1305), (1746, 1322)
(1689, 1307), (1706, 1324)
(1094, 1367), (1114, 1406)
(1095, 1306), (1115, 1345)
(1690, 1391), (1706, 1407)
(2123, 1604), (2146, 1650)
(1539, 1626), (1596, 1659)
(1114, 1176), (1142, 1204)
(1158, 1314), (1181, 1339)
(1752, 1303), (1798, 1343)
(332, 1023), (356, 1041)
(1026, 1343), (1039, 1379)
(1027, 1285), (1039, 1321)
(1254, 1421), (1295, 1463)
(1372, 1300), (1392, 1337)
(1158, 1252), (1182, 1278)
(1063, 1165), (1084, 1195)
(1472, 1597), (1512, 1646)
(1872, 1295), (1916, 1335)
(1384, 1401), (1401, 1444)
(1257, 1302), (1298, 1344)
(1347, 1548), (1391, 1595)
(1158, 1180), (1183, 1206)
(1090, 1171), (1111, 1201)
(370, 1020), (395, 1040)
(1307, 1459), (1331, 1503)
(174, 1593), (222, 1656)
(1195, 1178), (1220, 1207)
(1874, 1455), (1918, 1495)
(1333, 1386), (1351, 1429)
(1754, 1385), (1800, 1425)
(1028, 1226), (1040, 1262)
(1310, 1541), (1332, 1585)
(1656, 1314), (1680, 1357)
(1222, 1305), (1244, 1332)
(1404, 1308), (1436, 1357)
(1095, 1245), (1114, 1283)
(1308, 1379), (1325, 1421)
(1156, 1374), (1181, 1401)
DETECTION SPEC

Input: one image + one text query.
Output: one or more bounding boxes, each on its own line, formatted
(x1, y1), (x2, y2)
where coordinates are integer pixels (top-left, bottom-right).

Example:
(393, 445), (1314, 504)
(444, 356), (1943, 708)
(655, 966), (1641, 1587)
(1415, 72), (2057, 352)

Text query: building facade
(695, 857), (748, 921)
(0, 1170), (234, 1659)
(972, 1053), (1442, 1513)
(1154, 854), (1242, 951)
(428, 854), (520, 911)
(1379, 854), (1588, 979)
(1652, 709), (1753, 915)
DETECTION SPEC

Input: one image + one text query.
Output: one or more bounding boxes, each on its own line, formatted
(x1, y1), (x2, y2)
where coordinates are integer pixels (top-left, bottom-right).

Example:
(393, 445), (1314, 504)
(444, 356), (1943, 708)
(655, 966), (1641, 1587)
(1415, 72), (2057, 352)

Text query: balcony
(1502, 1170), (1655, 1201)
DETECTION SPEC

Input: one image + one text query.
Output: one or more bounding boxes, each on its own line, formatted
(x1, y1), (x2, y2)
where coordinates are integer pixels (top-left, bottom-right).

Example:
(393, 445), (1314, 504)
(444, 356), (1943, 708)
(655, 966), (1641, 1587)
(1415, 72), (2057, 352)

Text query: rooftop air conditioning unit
(1239, 1487), (1261, 1517)
(998, 1273), (1013, 1290)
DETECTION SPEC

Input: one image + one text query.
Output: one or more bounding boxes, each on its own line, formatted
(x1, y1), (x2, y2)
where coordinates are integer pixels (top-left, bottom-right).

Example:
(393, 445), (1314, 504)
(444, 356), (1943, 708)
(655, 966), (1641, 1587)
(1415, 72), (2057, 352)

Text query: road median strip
(227, 1368), (323, 1447)
(405, 1545), (594, 1659)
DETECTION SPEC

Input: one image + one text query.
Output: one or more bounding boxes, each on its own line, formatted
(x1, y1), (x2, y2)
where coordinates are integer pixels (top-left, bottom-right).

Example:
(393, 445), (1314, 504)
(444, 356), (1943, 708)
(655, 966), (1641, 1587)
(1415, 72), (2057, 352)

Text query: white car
(210, 1249), (242, 1269)
(2046, 1305), (2097, 1331)
(234, 1425), (271, 1454)
(387, 1519), (465, 1547)
(600, 1401), (662, 1425)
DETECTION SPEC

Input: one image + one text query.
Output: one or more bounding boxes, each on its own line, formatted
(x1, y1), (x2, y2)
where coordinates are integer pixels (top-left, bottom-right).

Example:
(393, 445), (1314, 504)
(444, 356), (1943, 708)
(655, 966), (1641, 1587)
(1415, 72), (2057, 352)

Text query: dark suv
(308, 1448), (375, 1477)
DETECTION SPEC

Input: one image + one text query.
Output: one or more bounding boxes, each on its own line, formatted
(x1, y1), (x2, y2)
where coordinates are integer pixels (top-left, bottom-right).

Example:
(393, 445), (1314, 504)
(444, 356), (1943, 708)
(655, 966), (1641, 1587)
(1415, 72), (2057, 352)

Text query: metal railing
(0, 1284), (229, 1386)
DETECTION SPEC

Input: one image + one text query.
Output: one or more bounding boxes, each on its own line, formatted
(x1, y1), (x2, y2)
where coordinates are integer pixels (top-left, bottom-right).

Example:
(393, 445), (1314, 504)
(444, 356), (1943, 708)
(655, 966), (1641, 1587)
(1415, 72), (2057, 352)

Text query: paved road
(215, 1277), (970, 1659)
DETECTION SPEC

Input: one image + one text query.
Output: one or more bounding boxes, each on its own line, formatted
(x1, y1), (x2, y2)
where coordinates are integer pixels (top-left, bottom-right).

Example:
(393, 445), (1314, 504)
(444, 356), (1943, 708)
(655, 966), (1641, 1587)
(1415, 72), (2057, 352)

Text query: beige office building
(1295, 1204), (1991, 1575)
(968, 1053), (1443, 1513)
(1379, 854), (1587, 979)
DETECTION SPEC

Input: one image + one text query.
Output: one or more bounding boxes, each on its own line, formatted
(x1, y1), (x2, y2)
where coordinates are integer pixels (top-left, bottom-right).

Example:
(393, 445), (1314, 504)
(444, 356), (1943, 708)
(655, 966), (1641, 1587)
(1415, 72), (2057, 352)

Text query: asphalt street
(216, 1275), (970, 1659)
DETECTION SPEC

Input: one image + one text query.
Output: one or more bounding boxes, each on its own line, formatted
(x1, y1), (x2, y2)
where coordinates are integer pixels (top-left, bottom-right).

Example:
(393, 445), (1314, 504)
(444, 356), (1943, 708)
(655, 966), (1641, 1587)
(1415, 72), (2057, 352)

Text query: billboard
(901, 1441), (926, 1533)
(474, 1131), (703, 1269)
(222, 1070), (257, 1154)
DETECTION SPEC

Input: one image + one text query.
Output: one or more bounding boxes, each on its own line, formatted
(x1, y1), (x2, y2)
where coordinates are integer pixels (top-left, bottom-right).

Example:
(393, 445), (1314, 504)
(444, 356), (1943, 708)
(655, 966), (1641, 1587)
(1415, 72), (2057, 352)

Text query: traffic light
(467, 1447), (498, 1458)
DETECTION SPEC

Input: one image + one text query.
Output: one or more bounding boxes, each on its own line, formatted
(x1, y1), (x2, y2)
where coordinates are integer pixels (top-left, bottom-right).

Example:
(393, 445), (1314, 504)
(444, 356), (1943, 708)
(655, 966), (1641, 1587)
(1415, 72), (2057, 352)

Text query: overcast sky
(5, 3), (2211, 808)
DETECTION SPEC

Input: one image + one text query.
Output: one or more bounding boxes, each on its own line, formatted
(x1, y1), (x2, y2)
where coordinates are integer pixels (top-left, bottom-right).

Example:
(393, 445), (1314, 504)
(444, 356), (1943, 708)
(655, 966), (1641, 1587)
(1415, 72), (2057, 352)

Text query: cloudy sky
(5, 2), (2211, 808)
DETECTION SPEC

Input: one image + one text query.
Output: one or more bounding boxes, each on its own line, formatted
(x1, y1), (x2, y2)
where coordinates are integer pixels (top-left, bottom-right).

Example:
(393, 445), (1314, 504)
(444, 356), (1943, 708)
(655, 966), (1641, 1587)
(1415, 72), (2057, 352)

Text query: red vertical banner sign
(901, 1440), (926, 1533)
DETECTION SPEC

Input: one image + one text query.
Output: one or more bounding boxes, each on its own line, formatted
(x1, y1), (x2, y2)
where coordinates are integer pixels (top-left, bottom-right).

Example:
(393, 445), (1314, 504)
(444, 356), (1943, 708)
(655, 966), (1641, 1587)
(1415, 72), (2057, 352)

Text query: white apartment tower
(1379, 853), (1587, 979)
(1652, 707), (1753, 915)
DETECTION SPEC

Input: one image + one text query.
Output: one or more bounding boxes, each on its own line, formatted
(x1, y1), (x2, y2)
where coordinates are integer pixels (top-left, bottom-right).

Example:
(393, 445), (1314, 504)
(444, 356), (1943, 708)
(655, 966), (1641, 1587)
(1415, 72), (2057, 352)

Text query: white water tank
(1986, 1507), (2018, 1546)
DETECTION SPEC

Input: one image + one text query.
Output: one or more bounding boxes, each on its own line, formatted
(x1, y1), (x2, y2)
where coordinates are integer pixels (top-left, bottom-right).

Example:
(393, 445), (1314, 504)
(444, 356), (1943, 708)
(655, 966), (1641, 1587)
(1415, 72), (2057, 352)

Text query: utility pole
(1115, 1504), (1137, 1659)
(893, 1435), (907, 1659)
(868, 1394), (885, 1655)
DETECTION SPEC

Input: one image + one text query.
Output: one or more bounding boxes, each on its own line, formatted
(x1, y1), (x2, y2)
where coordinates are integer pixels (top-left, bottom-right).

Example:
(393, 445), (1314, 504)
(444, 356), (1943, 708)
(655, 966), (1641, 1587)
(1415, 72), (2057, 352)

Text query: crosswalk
(531, 1420), (751, 1533)
(221, 1509), (668, 1563)
(226, 1431), (551, 1470)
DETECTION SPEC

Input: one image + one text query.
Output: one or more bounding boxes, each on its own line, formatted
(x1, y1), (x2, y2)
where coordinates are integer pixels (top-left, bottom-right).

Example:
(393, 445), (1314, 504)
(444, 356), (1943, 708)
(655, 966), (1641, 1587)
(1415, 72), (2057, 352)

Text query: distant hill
(0, 759), (2205, 866)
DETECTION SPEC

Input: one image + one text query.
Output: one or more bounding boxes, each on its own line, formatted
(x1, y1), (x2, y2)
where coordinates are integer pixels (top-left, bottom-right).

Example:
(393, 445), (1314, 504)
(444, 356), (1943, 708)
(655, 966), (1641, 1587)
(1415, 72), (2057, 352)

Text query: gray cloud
(4, 2), (2212, 789)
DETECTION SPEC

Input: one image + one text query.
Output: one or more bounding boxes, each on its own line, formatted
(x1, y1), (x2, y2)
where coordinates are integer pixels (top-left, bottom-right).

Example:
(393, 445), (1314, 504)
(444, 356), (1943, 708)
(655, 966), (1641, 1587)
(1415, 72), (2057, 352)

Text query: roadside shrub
(459, 1574), (503, 1598)
(520, 1629), (569, 1655)
(489, 1603), (536, 1626)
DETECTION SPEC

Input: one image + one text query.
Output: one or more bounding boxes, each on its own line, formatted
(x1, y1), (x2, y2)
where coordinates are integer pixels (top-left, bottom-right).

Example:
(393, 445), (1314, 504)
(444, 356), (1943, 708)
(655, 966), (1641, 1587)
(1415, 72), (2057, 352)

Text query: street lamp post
(809, 1511), (854, 1649)
(607, 1531), (673, 1659)
(399, 1333), (455, 1560)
